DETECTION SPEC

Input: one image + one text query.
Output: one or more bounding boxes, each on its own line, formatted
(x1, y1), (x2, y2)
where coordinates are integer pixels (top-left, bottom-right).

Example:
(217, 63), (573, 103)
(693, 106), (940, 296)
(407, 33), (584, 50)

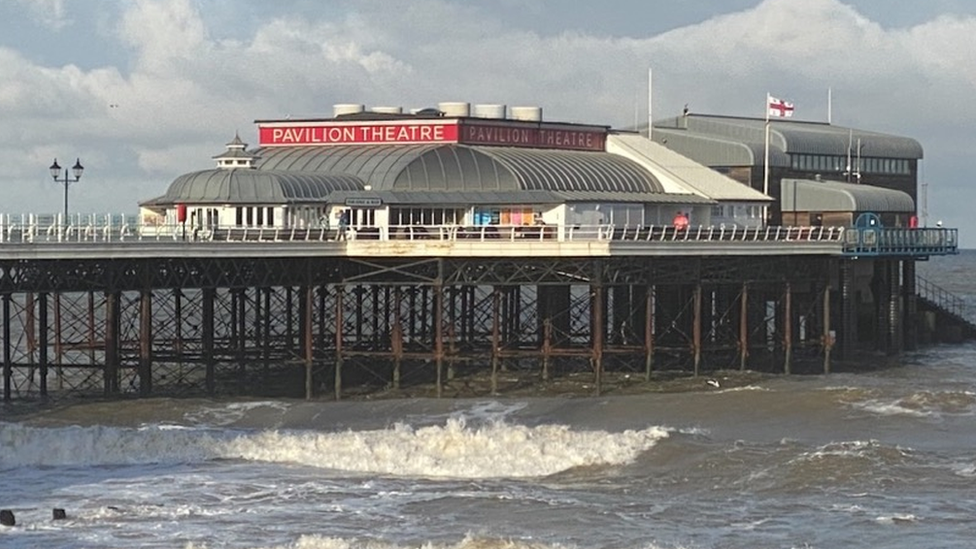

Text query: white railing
(0, 216), (848, 246)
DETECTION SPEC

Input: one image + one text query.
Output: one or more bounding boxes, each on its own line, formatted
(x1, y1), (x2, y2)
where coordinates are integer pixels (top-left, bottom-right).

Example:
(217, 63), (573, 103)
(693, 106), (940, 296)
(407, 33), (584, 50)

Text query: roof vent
(413, 107), (444, 117)
(370, 106), (403, 114)
(473, 104), (507, 119)
(438, 102), (471, 117)
(510, 106), (542, 122)
(333, 103), (365, 117)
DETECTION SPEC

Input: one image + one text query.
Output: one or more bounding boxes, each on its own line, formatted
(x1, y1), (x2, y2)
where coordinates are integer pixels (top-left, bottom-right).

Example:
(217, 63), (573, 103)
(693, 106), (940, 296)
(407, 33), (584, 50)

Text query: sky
(1, 0), (975, 243)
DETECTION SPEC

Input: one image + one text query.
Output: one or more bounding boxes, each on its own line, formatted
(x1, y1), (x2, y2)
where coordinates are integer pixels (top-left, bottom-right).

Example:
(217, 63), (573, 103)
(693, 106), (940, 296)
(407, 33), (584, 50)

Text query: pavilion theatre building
(126, 101), (960, 399)
(139, 102), (770, 235)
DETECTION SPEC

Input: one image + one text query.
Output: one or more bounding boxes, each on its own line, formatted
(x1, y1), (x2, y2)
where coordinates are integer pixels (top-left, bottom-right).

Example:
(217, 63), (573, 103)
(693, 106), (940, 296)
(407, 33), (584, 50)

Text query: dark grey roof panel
(253, 144), (440, 189)
(324, 189), (709, 206)
(781, 178), (915, 212)
(655, 115), (923, 160)
(473, 147), (664, 193)
(552, 191), (714, 204)
(153, 169), (364, 205)
(328, 189), (564, 205)
(393, 146), (521, 191)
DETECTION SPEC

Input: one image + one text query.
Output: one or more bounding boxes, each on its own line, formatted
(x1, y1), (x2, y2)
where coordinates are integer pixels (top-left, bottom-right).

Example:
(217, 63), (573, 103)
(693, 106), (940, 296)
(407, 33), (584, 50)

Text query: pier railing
(0, 215), (844, 245)
(0, 215), (958, 257)
(842, 226), (957, 256)
(916, 275), (969, 320)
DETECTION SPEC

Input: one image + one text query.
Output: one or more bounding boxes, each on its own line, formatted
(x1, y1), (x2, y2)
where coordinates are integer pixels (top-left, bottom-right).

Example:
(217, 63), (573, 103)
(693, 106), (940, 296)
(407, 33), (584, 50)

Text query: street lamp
(49, 158), (84, 225)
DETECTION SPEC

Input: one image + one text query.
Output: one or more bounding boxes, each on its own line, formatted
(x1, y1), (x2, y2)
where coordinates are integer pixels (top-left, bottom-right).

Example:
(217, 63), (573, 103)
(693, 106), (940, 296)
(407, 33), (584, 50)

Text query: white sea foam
(875, 513), (918, 524)
(0, 419), (668, 478)
(853, 399), (933, 418)
(224, 418), (669, 478)
(711, 385), (769, 394)
(850, 389), (976, 419)
(949, 461), (976, 478)
(188, 533), (676, 549)
(183, 401), (293, 427)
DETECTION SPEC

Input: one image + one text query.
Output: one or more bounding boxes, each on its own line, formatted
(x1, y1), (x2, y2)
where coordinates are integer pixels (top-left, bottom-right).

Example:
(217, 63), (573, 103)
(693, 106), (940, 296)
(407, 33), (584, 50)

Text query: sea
(2, 251), (976, 549)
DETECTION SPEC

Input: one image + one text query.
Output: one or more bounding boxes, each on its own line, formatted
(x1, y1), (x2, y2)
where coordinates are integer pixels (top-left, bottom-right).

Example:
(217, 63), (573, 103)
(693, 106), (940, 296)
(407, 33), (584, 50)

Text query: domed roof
(142, 169), (364, 206)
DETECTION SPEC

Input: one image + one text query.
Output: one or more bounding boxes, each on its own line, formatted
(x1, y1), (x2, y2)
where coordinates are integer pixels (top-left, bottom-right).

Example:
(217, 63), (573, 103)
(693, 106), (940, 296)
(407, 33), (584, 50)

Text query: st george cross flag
(768, 96), (795, 118)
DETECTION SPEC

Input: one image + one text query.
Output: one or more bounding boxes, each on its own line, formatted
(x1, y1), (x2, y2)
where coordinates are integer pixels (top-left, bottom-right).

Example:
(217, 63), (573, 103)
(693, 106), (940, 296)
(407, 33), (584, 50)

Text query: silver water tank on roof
(510, 106), (543, 121)
(438, 102), (471, 117)
(473, 104), (507, 119)
(333, 103), (365, 117)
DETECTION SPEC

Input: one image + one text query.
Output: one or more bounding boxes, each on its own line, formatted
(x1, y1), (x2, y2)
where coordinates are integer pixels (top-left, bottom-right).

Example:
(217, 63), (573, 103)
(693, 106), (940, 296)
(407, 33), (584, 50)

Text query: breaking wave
(0, 418), (669, 479)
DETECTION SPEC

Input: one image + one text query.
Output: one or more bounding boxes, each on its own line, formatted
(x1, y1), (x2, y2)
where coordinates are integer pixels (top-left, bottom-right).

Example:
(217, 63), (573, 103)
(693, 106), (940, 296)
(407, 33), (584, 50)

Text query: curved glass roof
(252, 144), (663, 194)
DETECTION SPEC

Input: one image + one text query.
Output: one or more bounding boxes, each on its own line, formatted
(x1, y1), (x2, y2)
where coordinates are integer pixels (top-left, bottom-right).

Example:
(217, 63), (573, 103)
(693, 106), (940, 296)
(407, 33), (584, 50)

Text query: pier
(3, 101), (965, 401)
(0, 218), (959, 401)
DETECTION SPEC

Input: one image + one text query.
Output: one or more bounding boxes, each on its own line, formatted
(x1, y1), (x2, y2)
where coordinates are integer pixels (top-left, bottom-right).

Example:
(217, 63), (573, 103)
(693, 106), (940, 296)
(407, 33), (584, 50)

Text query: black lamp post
(49, 158), (84, 225)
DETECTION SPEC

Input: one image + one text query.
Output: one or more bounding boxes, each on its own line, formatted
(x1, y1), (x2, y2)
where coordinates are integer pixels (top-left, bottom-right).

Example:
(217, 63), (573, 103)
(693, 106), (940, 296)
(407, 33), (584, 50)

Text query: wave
(184, 533), (676, 549)
(850, 390), (976, 419)
(0, 418), (669, 478)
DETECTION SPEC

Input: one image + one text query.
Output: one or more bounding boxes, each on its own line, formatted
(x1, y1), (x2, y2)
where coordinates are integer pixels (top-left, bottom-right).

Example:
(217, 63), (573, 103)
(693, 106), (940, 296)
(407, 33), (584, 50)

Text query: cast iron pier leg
(39, 293), (48, 398)
(644, 285), (654, 381)
(203, 288), (215, 395)
(739, 283), (749, 371)
(334, 285), (344, 400)
(784, 282), (792, 375)
(823, 285), (832, 374)
(139, 290), (152, 396)
(3, 294), (10, 401)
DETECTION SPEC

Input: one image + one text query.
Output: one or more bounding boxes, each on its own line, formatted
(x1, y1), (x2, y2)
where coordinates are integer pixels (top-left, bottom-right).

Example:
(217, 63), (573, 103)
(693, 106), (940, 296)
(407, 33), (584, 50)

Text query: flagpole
(763, 92), (771, 225)
(827, 87), (832, 124)
(647, 68), (653, 140)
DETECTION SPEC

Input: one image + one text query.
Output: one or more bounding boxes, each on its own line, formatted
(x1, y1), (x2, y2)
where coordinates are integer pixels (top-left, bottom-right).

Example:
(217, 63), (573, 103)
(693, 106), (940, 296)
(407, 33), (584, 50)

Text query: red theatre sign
(258, 120), (607, 152)
(259, 122), (458, 146)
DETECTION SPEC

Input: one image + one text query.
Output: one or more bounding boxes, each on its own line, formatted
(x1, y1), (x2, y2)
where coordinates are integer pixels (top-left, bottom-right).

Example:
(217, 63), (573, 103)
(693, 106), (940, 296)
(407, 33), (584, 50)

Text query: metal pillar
(592, 283), (604, 395)
(203, 288), (215, 395)
(739, 283), (749, 370)
(903, 259), (917, 351)
(174, 289), (184, 370)
(434, 275), (444, 399)
(139, 290), (153, 396)
(644, 285), (654, 381)
(303, 285), (314, 400)
(263, 288), (272, 382)
(693, 284), (702, 377)
(888, 260), (902, 355)
(839, 260), (856, 359)
(334, 285), (344, 400)
(39, 293), (49, 397)
(542, 317), (552, 381)
(783, 282), (792, 375)
(236, 289), (247, 385)
(823, 285), (832, 374)
(491, 287), (501, 394)
(104, 292), (119, 396)
(3, 294), (10, 401)
(392, 287), (403, 389)
(53, 294), (62, 390)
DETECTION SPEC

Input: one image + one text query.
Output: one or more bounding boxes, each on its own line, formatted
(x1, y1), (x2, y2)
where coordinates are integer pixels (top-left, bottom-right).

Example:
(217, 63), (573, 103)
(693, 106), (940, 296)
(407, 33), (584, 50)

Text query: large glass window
(390, 207), (463, 225)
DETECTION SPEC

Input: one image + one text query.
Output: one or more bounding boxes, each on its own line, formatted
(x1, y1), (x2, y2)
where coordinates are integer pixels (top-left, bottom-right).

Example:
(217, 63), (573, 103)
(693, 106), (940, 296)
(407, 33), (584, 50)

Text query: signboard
(459, 122), (605, 152)
(258, 119), (607, 152)
(259, 122), (458, 146)
(344, 197), (382, 207)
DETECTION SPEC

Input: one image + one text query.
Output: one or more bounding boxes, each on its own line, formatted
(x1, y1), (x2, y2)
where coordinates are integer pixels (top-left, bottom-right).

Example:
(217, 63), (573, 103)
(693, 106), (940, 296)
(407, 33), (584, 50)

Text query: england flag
(768, 96), (795, 118)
